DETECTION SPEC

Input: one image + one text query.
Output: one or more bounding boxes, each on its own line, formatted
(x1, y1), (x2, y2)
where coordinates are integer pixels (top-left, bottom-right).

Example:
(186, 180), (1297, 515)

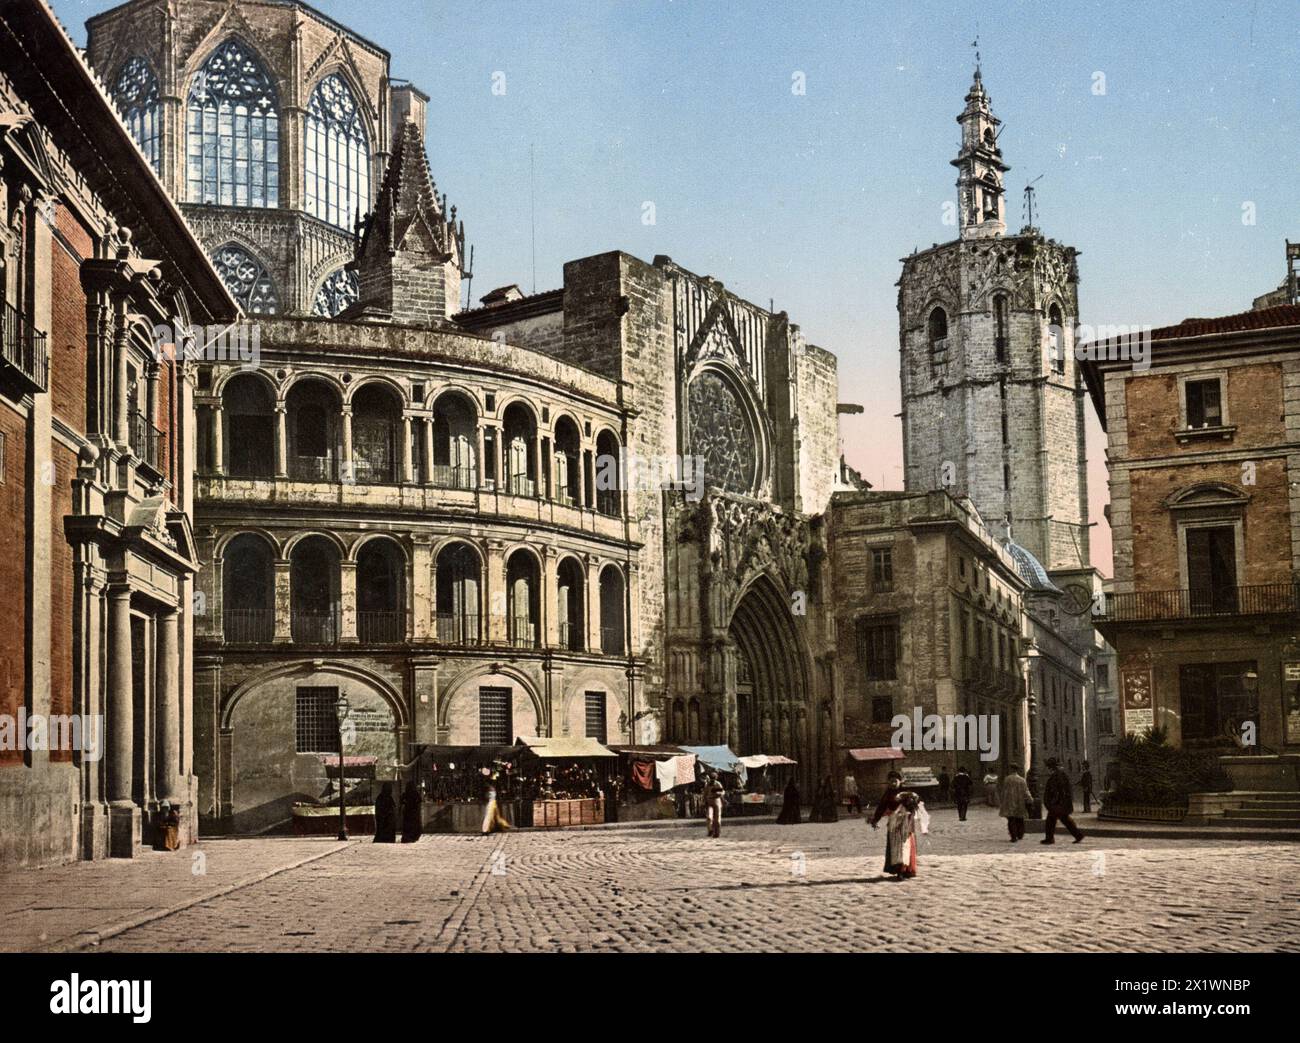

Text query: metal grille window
(585, 691), (607, 743)
(312, 267), (359, 317)
(479, 686), (512, 746)
(186, 38), (280, 207)
(113, 57), (161, 173)
(295, 686), (340, 753)
(305, 74), (370, 230)
(871, 546), (893, 590)
(857, 619), (899, 682)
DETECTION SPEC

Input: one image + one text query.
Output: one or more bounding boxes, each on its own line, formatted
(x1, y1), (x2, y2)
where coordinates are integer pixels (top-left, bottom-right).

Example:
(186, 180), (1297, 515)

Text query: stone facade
(0, 0), (234, 867)
(1083, 306), (1300, 766)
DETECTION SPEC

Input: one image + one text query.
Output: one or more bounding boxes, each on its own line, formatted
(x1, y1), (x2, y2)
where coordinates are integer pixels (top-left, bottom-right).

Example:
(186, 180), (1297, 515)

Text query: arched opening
(687, 698), (701, 742)
(222, 534), (274, 642)
(356, 538), (405, 643)
(352, 382), (401, 484)
(287, 378), (341, 480)
(1048, 303), (1066, 375)
(502, 402), (537, 497)
(599, 564), (625, 654)
(431, 392), (477, 489)
(304, 73), (370, 231)
(555, 556), (585, 651)
(222, 374), (274, 478)
(993, 294), (1009, 364)
(928, 307), (948, 368)
(291, 536), (340, 644)
(435, 542), (481, 644)
(735, 646), (755, 753)
(505, 549), (540, 648)
(552, 415), (582, 507)
(595, 429), (621, 516)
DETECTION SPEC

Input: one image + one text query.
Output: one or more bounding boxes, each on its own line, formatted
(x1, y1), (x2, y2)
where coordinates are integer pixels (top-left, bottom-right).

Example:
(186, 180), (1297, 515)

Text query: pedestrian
(400, 780), (422, 843)
(998, 764), (1030, 842)
(983, 767), (999, 806)
(1080, 761), (1094, 814)
(952, 766), (973, 821)
(480, 773), (511, 835)
(870, 773), (926, 879)
(702, 770), (726, 838)
(1041, 757), (1084, 844)
(157, 801), (181, 851)
(812, 775), (839, 822)
(374, 782), (397, 842)
(843, 771), (861, 815)
(776, 776), (802, 824)
(937, 767), (951, 804)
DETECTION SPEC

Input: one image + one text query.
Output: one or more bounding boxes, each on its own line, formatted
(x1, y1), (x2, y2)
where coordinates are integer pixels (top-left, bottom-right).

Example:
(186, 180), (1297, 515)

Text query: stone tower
(899, 69), (1090, 571)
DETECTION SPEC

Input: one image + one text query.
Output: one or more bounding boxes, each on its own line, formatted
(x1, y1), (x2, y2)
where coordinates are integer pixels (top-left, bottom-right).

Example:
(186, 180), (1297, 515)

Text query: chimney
(390, 82), (429, 139)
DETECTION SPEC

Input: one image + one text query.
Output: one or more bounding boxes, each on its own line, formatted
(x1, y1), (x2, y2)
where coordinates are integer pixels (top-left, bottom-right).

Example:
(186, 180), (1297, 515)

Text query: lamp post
(1022, 645), (1042, 818)
(336, 693), (351, 841)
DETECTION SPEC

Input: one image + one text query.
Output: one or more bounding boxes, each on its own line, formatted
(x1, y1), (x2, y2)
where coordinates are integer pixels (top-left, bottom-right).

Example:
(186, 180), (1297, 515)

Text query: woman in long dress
(373, 782), (397, 843)
(870, 773), (925, 878)
(480, 773), (511, 835)
(776, 777), (802, 824)
(400, 780), (423, 843)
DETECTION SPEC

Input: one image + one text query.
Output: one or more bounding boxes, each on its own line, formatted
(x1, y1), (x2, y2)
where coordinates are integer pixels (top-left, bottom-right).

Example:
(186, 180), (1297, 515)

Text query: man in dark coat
(951, 766), (973, 821)
(1041, 758), (1084, 844)
(373, 782), (398, 843)
(1079, 761), (1094, 814)
(400, 781), (422, 843)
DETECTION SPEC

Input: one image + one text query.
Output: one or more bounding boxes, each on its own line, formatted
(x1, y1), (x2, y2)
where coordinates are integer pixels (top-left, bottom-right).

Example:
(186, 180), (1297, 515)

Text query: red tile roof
(1148, 303), (1300, 341)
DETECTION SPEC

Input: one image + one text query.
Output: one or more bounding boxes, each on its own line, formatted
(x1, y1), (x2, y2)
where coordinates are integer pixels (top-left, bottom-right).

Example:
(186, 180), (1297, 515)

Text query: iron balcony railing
(223, 608), (274, 644)
(0, 299), (48, 392)
(129, 409), (164, 471)
(434, 612), (482, 645)
(1095, 582), (1300, 623)
(292, 454), (335, 481)
(558, 621), (583, 651)
(430, 464), (477, 490)
(358, 610), (405, 644)
(508, 615), (537, 649)
(292, 611), (337, 644)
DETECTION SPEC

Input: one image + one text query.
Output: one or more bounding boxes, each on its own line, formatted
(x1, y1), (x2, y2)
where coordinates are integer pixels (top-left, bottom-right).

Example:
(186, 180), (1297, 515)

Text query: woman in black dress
(776, 777), (802, 824)
(373, 782), (397, 842)
(399, 780), (422, 843)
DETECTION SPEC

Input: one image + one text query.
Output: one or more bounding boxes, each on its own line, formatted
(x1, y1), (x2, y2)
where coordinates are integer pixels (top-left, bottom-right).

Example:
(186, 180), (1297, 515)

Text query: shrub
(1106, 727), (1233, 807)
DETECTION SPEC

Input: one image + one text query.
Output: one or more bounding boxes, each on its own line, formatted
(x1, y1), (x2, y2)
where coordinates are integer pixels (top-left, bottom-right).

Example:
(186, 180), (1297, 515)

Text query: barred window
(857, 618), (899, 682)
(113, 57), (161, 173)
(295, 686), (340, 753)
(212, 243), (279, 315)
(479, 686), (512, 746)
(186, 38), (280, 207)
(585, 691), (607, 743)
(305, 74), (370, 230)
(312, 266), (359, 317)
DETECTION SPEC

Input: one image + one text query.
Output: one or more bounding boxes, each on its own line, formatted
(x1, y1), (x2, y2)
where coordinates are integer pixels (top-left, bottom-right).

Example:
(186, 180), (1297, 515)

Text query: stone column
(107, 585), (139, 857)
(422, 417), (435, 485)
(530, 435), (542, 497)
(411, 537), (433, 641)
(274, 404), (288, 478)
(400, 414), (413, 483)
(476, 425), (486, 487)
(113, 298), (130, 446)
(542, 547), (558, 649)
(339, 560), (358, 642)
(585, 555), (600, 652)
(211, 404), (225, 476)
(340, 405), (353, 482)
(156, 610), (181, 803)
(273, 559), (292, 643)
(485, 540), (506, 643)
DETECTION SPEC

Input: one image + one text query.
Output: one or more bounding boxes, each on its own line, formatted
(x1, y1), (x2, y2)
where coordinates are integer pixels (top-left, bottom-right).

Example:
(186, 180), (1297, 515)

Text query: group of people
(773, 775), (843, 825)
(373, 781), (424, 844)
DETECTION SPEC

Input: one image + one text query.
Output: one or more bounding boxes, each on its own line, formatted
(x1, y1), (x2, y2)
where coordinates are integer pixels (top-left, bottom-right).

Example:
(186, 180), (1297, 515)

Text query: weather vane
(972, 26), (981, 73)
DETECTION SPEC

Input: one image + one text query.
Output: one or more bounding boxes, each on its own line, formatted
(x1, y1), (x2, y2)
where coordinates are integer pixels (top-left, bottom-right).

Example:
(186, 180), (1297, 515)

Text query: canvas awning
(680, 745), (747, 784)
(847, 747), (905, 762)
(738, 754), (799, 768)
(610, 744), (689, 758)
(515, 736), (617, 759)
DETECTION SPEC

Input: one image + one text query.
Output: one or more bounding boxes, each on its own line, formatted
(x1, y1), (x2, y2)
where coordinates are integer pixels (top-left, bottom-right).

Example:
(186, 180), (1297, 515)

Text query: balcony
(292, 612), (337, 644)
(358, 610), (405, 644)
(223, 608), (273, 644)
(435, 613), (482, 645)
(0, 300), (48, 393)
(291, 455), (335, 481)
(508, 615), (537, 649)
(1096, 582), (1300, 623)
(429, 464), (477, 490)
(129, 409), (164, 472)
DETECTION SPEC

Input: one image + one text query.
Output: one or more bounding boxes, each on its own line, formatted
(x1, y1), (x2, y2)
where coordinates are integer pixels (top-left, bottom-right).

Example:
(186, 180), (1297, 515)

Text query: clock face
(1063, 582), (1094, 616)
(687, 371), (758, 496)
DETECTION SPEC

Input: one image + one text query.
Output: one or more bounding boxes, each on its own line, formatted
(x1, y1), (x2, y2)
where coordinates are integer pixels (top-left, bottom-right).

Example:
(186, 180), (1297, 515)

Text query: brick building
(1083, 305), (1300, 783)
(0, 0), (235, 866)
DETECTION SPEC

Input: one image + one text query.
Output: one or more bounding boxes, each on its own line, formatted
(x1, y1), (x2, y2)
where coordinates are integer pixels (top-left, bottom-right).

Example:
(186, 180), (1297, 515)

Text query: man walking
(998, 764), (1030, 842)
(702, 770), (726, 838)
(1041, 757), (1084, 844)
(952, 765), (973, 821)
(1080, 761), (1094, 814)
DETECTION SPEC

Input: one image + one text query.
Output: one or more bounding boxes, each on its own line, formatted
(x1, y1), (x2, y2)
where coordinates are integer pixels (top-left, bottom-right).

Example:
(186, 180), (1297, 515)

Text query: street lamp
(335, 693), (351, 841)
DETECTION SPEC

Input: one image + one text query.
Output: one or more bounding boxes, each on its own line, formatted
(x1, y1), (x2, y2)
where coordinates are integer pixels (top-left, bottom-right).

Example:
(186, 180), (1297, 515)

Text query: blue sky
(55, 0), (1300, 573)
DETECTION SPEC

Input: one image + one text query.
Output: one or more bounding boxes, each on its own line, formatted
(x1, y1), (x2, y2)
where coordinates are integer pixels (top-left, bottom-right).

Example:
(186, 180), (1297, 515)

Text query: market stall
(612, 744), (697, 820)
(513, 736), (618, 827)
(292, 755), (379, 835)
(737, 754), (798, 815)
(415, 744), (520, 833)
(847, 746), (906, 807)
(681, 745), (747, 817)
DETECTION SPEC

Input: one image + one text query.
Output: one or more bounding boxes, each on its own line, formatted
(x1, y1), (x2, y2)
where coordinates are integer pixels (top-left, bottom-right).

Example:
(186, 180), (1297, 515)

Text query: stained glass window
(212, 244), (279, 314)
(186, 38), (280, 207)
(687, 370), (757, 495)
(305, 74), (370, 230)
(312, 267), (359, 317)
(113, 57), (161, 173)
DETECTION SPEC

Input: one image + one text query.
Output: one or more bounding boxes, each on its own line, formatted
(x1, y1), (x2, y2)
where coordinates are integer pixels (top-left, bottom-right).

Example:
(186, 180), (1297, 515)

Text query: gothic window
(186, 38), (280, 207)
(686, 369), (757, 496)
(927, 307), (948, 368)
(211, 244), (279, 314)
(312, 267), (359, 317)
(993, 294), (1009, 363)
(305, 74), (370, 230)
(1048, 304), (1065, 375)
(113, 57), (161, 173)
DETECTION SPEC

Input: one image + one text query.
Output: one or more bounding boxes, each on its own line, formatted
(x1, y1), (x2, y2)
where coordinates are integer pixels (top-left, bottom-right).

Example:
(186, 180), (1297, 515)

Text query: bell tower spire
(951, 67), (1010, 239)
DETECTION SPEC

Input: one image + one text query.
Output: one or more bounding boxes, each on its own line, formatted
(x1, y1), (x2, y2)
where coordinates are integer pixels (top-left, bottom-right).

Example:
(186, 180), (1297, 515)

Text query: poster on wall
(1122, 667), (1154, 736)
(1284, 662), (1300, 745)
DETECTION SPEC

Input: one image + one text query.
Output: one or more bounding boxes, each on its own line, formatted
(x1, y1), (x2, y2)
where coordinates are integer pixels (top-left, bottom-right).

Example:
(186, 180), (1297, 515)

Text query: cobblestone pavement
(61, 807), (1297, 953)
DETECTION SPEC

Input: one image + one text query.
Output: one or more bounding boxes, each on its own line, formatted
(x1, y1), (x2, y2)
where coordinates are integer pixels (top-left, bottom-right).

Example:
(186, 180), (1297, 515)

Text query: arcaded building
(82, 0), (842, 830)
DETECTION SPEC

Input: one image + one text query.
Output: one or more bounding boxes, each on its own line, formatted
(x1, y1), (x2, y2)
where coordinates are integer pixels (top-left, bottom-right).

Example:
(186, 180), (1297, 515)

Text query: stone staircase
(1218, 792), (1300, 830)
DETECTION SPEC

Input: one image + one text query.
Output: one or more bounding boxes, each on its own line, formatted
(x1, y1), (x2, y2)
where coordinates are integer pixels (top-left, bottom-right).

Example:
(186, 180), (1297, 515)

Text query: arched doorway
(727, 575), (813, 786)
